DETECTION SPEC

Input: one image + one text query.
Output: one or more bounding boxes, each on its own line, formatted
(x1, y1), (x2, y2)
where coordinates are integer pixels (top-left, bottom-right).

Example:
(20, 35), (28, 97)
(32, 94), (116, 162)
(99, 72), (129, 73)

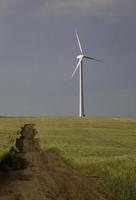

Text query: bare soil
(0, 151), (110, 200)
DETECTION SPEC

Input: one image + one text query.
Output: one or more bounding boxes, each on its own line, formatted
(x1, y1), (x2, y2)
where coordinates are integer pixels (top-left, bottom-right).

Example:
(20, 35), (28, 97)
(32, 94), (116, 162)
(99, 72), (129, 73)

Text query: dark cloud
(36, 0), (136, 19)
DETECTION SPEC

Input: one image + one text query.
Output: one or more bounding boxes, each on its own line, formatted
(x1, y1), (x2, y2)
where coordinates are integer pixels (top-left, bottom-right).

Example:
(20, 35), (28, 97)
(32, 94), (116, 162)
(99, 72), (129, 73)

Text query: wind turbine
(72, 31), (102, 117)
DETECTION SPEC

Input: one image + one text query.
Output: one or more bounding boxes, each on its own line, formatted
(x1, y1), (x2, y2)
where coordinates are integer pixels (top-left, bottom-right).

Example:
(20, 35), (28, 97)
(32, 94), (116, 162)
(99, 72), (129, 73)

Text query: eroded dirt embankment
(0, 124), (109, 200)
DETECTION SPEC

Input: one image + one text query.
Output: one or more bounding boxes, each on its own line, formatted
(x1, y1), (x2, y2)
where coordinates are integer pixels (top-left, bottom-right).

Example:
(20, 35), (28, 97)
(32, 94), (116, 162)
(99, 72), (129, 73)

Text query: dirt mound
(16, 124), (40, 152)
(0, 124), (109, 200)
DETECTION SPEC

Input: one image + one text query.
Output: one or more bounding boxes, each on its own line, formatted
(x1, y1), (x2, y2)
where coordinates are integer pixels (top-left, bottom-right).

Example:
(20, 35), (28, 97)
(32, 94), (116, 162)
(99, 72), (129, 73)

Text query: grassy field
(0, 116), (136, 200)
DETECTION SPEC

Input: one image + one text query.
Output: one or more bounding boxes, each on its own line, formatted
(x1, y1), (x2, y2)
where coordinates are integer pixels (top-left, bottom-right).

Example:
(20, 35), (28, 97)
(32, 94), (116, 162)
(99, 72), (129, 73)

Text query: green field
(0, 116), (136, 200)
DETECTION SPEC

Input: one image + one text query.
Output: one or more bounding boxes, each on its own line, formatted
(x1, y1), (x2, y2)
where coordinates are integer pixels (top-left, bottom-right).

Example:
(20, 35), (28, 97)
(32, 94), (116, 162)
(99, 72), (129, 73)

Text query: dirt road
(0, 151), (108, 200)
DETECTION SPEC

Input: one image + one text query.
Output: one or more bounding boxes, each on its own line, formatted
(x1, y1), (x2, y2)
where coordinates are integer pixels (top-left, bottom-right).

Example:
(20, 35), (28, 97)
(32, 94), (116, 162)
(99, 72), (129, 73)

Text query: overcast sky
(0, 0), (136, 116)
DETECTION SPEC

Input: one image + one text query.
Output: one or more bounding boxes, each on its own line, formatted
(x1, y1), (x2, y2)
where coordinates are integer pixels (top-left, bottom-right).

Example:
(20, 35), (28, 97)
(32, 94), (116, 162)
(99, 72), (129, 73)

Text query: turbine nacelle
(76, 54), (84, 59)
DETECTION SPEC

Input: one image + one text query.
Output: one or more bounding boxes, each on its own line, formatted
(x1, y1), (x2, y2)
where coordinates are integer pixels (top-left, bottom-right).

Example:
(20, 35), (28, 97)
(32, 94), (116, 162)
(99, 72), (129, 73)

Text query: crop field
(0, 116), (136, 200)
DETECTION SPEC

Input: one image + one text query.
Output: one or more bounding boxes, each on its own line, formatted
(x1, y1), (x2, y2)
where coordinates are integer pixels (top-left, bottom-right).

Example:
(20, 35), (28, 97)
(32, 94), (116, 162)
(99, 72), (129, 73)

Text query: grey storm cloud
(0, 0), (136, 18)
(36, 0), (136, 18)
(0, 0), (17, 12)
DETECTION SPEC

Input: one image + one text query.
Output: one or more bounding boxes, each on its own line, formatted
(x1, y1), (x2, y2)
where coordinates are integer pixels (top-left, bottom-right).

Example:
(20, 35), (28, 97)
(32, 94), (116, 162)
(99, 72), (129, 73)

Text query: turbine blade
(75, 30), (83, 54)
(72, 58), (82, 77)
(85, 56), (103, 62)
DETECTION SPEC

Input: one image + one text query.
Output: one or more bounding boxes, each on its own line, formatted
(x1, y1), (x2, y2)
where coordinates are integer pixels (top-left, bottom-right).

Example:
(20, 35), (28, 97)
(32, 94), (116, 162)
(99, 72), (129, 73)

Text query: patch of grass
(46, 147), (64, 154)
(91, 156), (136, 200)
(0, 116), (136, 199)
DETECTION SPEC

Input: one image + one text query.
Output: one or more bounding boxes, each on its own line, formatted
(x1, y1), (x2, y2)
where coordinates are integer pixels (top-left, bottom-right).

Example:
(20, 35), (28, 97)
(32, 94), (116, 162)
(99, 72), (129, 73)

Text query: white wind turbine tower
(72, 31), (102, 117)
